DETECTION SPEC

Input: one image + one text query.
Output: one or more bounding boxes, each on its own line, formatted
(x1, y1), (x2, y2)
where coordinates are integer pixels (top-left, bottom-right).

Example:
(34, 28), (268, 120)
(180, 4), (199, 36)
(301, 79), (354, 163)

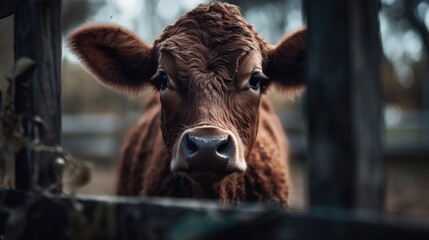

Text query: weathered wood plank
(306, 0), (384, 210)
(13, 0), (62, 191)
(0, 0), (14, 19)
(0, 190), (428, 239)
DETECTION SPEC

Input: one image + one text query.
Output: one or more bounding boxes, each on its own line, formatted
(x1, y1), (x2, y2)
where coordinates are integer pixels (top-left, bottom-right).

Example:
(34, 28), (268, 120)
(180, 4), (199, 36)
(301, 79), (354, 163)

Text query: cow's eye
(158, 72), (169, 90)
(249, 73), (261, 89)
(150, 71), (172, 91)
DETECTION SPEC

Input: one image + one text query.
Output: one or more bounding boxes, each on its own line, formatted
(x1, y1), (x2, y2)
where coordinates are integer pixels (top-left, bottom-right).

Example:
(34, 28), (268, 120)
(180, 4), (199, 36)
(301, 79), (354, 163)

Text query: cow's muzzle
(171, 126), (246, 184)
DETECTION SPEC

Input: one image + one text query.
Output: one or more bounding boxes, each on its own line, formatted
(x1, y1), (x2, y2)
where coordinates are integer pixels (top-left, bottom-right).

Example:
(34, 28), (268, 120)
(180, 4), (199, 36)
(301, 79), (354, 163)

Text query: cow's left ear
(67, 24), (157, 95)
(265, 29), (306, 90)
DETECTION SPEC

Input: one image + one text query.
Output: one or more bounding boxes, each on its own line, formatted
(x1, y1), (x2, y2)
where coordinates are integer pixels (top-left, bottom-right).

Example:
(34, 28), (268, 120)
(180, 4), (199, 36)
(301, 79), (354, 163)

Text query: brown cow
(68, 2), (305, 206)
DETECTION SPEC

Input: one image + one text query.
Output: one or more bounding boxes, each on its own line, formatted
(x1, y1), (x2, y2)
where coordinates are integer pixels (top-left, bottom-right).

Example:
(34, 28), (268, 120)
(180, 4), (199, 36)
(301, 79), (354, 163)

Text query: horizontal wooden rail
(0, 190), (428, 239)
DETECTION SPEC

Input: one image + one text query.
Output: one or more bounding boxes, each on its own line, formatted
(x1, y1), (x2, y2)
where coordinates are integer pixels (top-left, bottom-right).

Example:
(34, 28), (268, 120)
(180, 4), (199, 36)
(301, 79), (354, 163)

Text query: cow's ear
(265, 29), (306, 91)
(67, 24), (157, 95)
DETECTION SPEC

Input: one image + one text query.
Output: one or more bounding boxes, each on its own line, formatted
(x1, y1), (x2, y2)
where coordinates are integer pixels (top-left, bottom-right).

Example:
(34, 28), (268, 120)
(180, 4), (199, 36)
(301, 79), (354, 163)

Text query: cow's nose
(181, 130), (234, 171)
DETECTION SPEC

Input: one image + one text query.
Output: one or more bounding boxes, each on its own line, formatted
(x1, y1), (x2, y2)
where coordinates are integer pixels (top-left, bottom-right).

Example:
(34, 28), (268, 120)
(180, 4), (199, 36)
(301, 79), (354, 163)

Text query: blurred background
(1, 0), (428, 219)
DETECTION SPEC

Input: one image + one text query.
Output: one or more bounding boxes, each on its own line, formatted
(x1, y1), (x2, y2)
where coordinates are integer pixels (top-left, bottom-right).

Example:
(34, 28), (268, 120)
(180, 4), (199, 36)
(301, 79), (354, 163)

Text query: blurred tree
(381, 0), (429, 110)
(402, 0), (429, 110)
(403, 0), (429, 52)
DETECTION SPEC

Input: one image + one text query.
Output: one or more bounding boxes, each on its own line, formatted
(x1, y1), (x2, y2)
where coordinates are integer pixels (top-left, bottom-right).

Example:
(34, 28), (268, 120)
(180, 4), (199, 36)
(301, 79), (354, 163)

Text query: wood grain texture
(14, 0), (62, 191)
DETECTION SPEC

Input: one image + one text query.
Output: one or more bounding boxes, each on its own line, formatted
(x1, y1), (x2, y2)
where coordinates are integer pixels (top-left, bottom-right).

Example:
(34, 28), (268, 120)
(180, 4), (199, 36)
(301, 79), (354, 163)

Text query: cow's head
(68, 2), (306, 184)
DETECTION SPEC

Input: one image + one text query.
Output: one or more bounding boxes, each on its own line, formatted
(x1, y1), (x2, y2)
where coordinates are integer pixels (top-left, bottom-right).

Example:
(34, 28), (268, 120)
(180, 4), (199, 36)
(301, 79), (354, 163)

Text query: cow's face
(156, 50), (264, 183)
(68, 2), (306, 184)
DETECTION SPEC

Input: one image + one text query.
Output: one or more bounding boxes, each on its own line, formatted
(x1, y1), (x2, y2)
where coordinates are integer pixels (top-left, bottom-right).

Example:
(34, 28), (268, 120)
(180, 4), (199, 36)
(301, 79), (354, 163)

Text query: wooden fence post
(14, 0), (62, 192)
(306, 0), (384, 210)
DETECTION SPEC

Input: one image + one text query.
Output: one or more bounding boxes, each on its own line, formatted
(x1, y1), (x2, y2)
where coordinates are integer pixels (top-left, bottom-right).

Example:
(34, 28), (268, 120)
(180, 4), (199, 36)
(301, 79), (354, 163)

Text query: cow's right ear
(265, 29), (306, 91)
(67, 24), (157, 95)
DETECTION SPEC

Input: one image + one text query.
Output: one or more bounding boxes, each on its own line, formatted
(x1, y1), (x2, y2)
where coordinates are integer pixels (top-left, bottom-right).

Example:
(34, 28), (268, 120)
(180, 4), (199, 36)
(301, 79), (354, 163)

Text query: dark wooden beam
(0, 0), (14, 19)
(13, 0), (62, 192)
(0, 190), (428, 239)
(306, 0), (384, 210)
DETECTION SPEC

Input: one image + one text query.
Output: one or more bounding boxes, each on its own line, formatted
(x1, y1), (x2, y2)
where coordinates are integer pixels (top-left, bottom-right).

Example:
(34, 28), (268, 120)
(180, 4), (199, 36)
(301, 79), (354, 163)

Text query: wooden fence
(0, 0), (429, 239)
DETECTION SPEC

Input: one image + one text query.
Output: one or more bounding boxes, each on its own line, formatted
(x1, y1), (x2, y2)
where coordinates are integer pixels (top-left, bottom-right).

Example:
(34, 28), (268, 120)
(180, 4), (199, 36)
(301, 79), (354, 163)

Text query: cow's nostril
(216, 136), (231, 157)
(186, 134), (198, 155)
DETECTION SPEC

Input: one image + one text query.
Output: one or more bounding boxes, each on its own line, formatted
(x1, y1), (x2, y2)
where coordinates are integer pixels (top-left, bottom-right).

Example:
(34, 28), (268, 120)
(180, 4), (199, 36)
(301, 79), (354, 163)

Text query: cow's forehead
(157, 36), (257, 83)
(153, 2), (267, 81)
